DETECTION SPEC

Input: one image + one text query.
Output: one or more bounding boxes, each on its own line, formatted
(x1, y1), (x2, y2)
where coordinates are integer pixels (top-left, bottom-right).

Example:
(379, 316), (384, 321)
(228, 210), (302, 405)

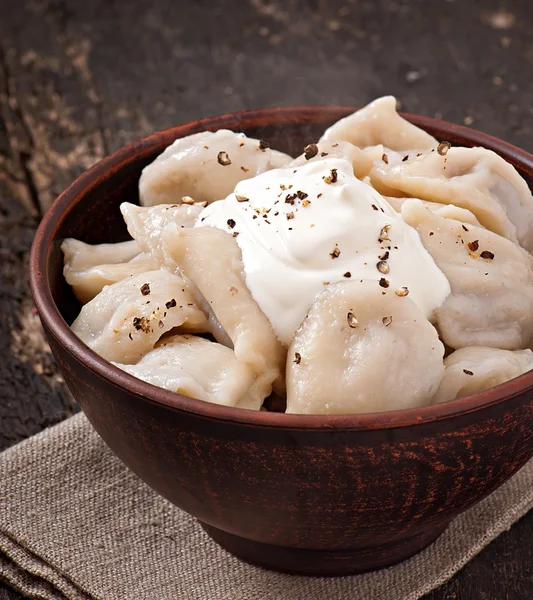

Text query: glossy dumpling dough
(402, 199), (533, 350)
(62, 239), (157, 304)
(120, 202), (205, 268)
(288, 140), (385, 180)
(286, 280), (445, 414)
(139, 130), (292, 207)
(71, 270), (207, 364)
(163, 225), (286, 399)
(433, 346), (533, 404)
(385, 197), (483, 228)
(371, 146), (533, 251)
(320, 96), (437, 152)
(114, 334), (259, 409)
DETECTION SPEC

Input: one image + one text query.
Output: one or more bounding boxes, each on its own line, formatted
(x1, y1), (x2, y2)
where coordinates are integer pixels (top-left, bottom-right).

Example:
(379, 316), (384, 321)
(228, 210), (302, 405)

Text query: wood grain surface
(1, 0), (532, 597)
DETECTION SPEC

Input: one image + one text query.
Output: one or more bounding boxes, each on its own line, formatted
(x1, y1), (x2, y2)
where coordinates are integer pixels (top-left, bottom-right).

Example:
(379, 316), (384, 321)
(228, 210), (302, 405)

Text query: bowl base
(199, 520), (450, 576)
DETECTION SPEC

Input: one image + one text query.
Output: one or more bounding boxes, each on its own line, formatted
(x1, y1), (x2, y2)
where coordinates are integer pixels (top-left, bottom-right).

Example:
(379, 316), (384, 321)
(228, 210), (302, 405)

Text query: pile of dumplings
(63, 96), (533, 415)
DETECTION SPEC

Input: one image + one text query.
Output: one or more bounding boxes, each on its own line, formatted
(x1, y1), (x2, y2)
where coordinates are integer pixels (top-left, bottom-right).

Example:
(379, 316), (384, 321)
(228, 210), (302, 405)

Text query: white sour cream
(198, 158), (450, 345)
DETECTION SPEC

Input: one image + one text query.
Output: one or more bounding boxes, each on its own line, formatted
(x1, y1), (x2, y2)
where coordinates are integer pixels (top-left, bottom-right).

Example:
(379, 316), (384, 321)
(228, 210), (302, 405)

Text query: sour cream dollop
(198, 158), (450, 345)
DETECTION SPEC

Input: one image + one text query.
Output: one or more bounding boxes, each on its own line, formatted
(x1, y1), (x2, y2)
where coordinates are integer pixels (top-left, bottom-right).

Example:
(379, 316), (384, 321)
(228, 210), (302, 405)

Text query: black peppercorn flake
(165, 299), (177, 309)
(379, 278), (390, 288)
(343, 271), (351, 278)
(236, 194), (249, 202)
(382, 316), (392, 327)
(323, 168), (338, 184)
(133, 316), (152, 333)
(467, 240), (479, 252)
(293, 352), (302, 365)
(303, 143), (319, 160)
(296, 190), (308, 200)
(330, 245), (341, 259)
(382, 153), (389, 164)
(480, 250), (494, 260)
(377, 260), (389, 274)
(227, 218), (236, 229)
(285, 193), (297, 204)
(462, 224), (469, 232)
(217, 151), (231, 166)
(259, 140), (270, 150)
(140, 283), (151, 296)
(463, 369), (474, 376)
(437, 141), (451, 156)
(347, 312), (358, 329)
(395, 286), (409, 297)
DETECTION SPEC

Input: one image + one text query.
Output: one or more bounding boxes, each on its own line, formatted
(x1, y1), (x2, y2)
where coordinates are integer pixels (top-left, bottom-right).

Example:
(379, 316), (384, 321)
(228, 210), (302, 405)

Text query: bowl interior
(36, 106), (533, 428)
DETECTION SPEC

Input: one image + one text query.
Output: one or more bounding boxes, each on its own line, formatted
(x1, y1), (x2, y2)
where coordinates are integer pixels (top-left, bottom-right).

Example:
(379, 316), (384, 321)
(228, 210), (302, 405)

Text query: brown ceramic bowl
(30, 107), (533, 576)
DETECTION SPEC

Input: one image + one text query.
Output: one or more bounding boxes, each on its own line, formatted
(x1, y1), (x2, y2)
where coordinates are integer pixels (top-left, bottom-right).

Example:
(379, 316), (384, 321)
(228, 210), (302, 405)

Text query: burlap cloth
(1, 414), (533, 600)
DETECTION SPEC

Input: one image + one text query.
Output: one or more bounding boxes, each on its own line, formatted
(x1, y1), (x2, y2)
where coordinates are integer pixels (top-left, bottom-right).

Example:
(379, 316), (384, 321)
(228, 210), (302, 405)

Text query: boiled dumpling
(286, 280), (445, 414)
(401, 199), (533, 350)
(320, 96), (437, 152)
(371, 146), (533, 251)
(139, 130), (292, 207)
(114, 334), (259, 409)
(71, 270), (207, 364)
(433, 346), (533, 404)
(163, 225), (286, 399)
(120, 202), (205, 268)
(384, 197), (483, 227)
(62, 238), (157, 304)
(288, 140), (385, 180)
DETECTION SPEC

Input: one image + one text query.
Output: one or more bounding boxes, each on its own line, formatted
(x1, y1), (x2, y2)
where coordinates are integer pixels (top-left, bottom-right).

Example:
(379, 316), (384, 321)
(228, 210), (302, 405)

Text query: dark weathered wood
(1, 0), (533, 597)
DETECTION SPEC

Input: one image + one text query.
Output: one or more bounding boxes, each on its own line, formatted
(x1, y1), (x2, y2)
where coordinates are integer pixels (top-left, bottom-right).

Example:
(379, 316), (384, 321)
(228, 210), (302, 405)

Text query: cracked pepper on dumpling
(320, 95), (438, 152)
(286, 280), (445, 415)
(114, 334), (259, 409)
(62, 239), (158, 304)
(401, 199), (533, 351)
(432, 346), (533, 404)
(288, 140), (385, 180)
(139, 129), (292, 207)
(163, 224), (286, 399)
(371, 145), (533, 251)
(71, 270), (207, 364)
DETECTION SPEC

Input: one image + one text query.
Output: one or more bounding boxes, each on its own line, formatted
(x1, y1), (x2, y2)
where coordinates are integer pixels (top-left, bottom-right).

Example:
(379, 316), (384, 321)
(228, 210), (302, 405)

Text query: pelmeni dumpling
(139, 130), (292, 207)
(71, 270), (207, 364)
(402, 199), (533, 350)
(433, 346), (533, 404)
(163, 225), (286, 399)
(320, 96), (437, 152)
(372, 146), (533, 250)
(385, 197), (483, 228)
(114, 334), (259, 409)
(62, 239), (157, 304)
(286, 280), (445, 414)
(288, 140), (385, 180)
(120, 202), (205, 268)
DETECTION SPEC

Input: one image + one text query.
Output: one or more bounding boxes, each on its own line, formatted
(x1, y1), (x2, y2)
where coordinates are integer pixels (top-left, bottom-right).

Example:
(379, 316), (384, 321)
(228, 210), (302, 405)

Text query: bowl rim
(30, 105), (533, 431)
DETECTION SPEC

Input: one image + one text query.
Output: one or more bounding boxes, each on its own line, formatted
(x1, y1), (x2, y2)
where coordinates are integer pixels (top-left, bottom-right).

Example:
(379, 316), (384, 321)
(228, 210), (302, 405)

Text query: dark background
(1, 0), (533, 597)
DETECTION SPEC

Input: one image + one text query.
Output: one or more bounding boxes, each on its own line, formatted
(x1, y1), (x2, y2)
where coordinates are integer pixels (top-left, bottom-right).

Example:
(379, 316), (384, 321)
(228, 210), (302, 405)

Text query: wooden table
(1, 0), (533, 597)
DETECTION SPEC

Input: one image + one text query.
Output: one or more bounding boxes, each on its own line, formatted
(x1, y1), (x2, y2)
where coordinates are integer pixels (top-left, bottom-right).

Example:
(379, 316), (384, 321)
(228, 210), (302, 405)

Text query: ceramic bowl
(30, 107), (533, 576)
